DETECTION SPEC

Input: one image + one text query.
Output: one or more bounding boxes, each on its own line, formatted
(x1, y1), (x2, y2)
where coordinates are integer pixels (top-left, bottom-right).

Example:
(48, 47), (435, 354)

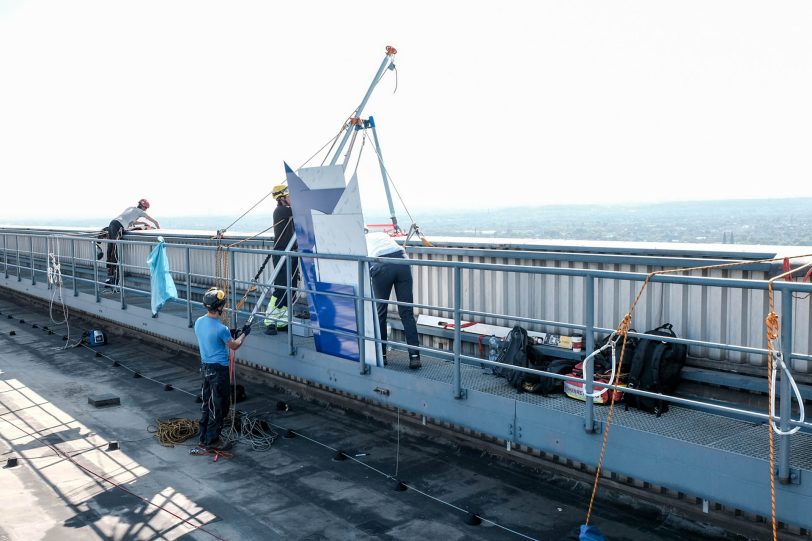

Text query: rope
(149, 418), (199, 447)
(583, 252), (812, 537)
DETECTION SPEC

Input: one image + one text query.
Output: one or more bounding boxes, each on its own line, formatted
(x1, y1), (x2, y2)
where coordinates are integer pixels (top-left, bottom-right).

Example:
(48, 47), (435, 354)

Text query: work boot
(409, 354), (421, 370)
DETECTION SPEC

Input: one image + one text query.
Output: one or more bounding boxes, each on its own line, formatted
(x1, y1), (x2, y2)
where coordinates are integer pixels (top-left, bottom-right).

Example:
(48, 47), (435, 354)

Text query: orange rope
(584, 252), (812, 535)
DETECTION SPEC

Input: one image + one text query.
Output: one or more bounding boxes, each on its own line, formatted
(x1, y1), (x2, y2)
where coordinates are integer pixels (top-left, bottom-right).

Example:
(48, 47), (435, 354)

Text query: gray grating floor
(384, 350), (812, 470)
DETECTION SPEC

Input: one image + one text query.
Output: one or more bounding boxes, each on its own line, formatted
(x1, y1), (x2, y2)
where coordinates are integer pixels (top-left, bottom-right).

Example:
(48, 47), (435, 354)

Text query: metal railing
(1, 229), (811, 485)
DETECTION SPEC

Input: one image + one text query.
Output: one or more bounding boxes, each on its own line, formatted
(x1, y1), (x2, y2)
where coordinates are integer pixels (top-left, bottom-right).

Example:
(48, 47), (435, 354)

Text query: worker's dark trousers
(199, 363), (230, 446)
(271, 254), (300, 309)
(106, 219), (124, 282)
(370, 252), (420, 358)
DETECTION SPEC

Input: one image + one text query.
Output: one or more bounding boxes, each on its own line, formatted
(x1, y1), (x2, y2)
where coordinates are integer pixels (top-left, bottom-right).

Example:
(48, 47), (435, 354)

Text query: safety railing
(1, 229), (811, 484)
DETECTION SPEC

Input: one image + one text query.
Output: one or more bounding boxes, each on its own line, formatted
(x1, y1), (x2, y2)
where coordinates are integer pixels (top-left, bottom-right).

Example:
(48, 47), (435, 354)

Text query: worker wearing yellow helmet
(264, 183), (299, 334)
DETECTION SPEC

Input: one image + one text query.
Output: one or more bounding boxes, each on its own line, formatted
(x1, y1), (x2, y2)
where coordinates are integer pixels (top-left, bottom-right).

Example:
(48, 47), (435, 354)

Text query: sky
(1, 1), (811, 225)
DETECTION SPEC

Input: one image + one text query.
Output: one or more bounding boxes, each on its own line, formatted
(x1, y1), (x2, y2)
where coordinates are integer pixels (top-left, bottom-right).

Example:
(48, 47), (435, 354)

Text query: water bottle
(486, 335), (499, 374)
(488, 335), (499, 361)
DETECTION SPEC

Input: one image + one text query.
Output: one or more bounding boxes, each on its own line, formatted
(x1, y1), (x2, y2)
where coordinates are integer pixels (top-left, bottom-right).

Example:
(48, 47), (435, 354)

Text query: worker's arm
(227, 325), (251, 350)
(144, 214), (160, 229)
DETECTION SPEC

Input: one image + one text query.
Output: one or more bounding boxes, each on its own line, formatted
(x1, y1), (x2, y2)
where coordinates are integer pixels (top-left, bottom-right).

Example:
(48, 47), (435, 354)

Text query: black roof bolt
(106, 442), (119, 452)
(392, 480), (407, 492)
(333, 450), (348, 461)
(276, 401), (289, 412)
(43, 325), (49, 330)
(195, 395), (203, 403)
(95, 352), (102, 357)
(19, 319), (25, 324)
(4, 457), (19, 469)
(133, 372), (142, 379)
(48, 331), (53, 335)
(6, 315), (12, 319)
(164, 384), (174, 391)
(283, 429), (296, 439)
(112, 361), (120, 367)
(9, 331), (16, 336)
(465, 513), (482, 526)
(62, 335), (67, 341)
(32, 323), (38, 328)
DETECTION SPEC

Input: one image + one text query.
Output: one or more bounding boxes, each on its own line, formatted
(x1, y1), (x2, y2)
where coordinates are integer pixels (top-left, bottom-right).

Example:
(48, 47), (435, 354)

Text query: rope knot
(765, 311), (779, 341)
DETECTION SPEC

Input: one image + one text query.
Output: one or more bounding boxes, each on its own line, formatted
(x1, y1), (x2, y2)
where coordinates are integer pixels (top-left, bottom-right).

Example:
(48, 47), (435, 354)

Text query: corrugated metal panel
(2, 228), (808, 373)
(410, 248), (791, 371)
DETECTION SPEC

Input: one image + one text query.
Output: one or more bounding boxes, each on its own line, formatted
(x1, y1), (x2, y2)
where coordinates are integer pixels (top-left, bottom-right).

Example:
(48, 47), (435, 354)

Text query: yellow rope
(148, 418), (199, 447)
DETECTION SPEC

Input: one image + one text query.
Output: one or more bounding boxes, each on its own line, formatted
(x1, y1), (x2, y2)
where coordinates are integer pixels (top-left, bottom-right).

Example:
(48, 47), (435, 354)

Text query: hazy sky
(1, 1), (811, 225)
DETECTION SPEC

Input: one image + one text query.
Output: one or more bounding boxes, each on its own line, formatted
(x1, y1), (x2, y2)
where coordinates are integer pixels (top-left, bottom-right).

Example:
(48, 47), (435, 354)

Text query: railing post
(185, 247), (193, 327)
(229, 250), (237, 329)
(453, 266), (463, 399)
(45, 236), (50, 290)
(119, 239), (126, 309)
(287, 253), (294, 355)
(16, 235), (21, 282)
(356, 259), (368, 374)
(3, 234), (7, 278)
(779, 288), (793, 484)
(584, 276), (595, 433)
(71, 238), (78, 296)
(30, 235), (35, 285)
(94, 239), (101, 301)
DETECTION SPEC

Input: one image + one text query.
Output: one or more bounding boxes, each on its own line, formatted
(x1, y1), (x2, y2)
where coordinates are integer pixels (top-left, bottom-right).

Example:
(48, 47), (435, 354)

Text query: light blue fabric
(580, 524), (606, 541)
(147, 237), (178, 315)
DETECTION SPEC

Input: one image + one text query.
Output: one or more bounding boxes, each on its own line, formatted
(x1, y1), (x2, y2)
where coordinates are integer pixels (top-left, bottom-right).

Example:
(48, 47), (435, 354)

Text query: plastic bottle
(488, 335), (499, 361)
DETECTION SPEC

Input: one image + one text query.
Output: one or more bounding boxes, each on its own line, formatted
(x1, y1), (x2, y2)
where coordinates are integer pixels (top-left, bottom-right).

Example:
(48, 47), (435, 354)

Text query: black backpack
(524, 358), (578, 395)
(592, 331), (638, 373)
(624, 323), (687, 416)
(492, 326), (531, 389)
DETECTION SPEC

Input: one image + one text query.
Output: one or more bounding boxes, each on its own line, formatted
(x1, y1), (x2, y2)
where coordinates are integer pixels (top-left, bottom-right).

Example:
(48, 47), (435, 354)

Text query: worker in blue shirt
(194, 287), (251, 448)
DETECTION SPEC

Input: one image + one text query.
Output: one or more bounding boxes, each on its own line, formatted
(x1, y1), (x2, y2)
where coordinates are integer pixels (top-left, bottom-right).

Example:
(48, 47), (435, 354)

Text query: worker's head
(203, 287), (227, 314)
(138, 198), (150, 210)
(272, 184), (289, 205)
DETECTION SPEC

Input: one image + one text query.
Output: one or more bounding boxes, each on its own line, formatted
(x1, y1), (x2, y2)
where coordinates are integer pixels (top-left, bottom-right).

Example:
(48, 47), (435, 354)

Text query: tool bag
(492, 325), (531, 389)
(624, 323), (687, 416)
(563, 361), (627, 404)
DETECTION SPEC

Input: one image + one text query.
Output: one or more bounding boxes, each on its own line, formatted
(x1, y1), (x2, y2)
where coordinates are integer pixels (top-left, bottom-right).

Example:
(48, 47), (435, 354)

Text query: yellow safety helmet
(203, 287), (227, 311)
(272, 183), (289, 200)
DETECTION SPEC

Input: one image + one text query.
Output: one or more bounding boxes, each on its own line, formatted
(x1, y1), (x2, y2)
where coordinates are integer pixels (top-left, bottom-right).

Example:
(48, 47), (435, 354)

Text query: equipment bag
(592, 330), (639, 372)
(492, 325), (531, 389)
(624, 323), (687, 416)
(564, 362), (627, 404)
(523, 358), (579, 395)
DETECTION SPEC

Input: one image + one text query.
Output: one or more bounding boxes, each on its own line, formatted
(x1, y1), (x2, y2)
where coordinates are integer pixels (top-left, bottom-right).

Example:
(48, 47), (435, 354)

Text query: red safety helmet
(138, 198), (150, 210)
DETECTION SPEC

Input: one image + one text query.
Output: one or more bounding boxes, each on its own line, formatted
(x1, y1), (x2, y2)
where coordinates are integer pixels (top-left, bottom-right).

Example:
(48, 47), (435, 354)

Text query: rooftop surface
(0, 295), (763, 541)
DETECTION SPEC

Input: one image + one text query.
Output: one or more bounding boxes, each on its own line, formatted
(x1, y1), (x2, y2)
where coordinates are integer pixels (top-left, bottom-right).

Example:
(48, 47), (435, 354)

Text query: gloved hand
(241, 324), (252, 337)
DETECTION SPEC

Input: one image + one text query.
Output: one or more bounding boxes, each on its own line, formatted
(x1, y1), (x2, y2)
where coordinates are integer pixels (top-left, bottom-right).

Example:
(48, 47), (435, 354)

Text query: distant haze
(7, 198), (811, 246)
(1, 2), (811, 221)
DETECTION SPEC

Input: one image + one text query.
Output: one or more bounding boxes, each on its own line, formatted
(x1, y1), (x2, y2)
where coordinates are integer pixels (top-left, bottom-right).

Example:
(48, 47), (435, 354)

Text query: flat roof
(0, 296), (754, 540)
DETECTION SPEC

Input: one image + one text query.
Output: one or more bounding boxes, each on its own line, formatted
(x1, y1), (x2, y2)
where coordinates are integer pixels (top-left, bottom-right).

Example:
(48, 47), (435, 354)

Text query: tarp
(147, 237), (178, 315)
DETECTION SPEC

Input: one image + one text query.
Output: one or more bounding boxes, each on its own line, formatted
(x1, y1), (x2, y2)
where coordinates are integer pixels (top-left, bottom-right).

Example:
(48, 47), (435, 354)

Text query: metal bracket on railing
(777, 466), (801, 485)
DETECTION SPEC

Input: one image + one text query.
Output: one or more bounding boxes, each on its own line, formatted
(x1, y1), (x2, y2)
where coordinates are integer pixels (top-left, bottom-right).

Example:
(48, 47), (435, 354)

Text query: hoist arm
(329, 46), (397, 167)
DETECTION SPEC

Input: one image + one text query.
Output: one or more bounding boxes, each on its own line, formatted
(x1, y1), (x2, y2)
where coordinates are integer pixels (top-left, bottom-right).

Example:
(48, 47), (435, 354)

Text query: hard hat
(272, 184), (289, 200)
(138, 198), (150, 210)
(203, 287), (227, 311)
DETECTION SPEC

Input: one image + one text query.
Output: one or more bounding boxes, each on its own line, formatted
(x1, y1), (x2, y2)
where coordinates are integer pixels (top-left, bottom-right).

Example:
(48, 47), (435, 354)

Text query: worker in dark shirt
(264, 184), (299, 334)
